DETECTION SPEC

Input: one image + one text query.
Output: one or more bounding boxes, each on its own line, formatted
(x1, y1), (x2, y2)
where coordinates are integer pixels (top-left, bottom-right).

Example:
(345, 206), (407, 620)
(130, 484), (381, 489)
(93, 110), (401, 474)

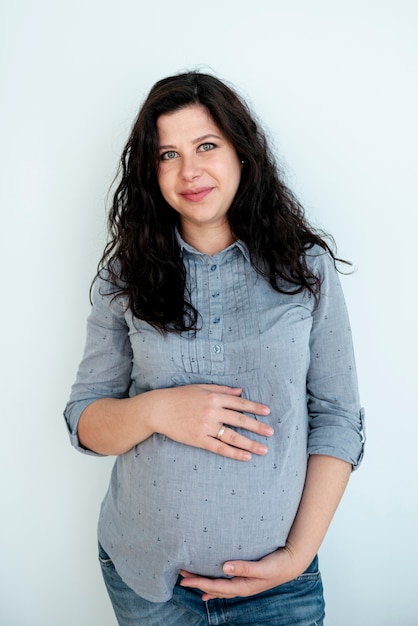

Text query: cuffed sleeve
(63, 275), (133, 455)
(306, 252), (365, 469)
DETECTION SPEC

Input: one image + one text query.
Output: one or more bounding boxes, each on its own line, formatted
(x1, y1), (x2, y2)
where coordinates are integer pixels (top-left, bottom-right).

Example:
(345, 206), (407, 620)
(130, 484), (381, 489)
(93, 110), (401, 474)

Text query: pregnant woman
(64, 71), (365, 626)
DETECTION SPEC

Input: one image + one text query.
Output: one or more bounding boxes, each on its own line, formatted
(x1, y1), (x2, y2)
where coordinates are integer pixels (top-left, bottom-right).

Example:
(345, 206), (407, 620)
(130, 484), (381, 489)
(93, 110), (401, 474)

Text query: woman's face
(157, 105), (242, 246)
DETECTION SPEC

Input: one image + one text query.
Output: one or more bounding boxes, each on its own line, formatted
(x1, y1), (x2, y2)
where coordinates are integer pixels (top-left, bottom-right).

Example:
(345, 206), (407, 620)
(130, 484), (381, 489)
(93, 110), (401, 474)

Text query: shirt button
(212, 317), (221, 324)
(212, 291), (220, 298)
(210, 264), (217, 271)
(213, 344), (221, 354)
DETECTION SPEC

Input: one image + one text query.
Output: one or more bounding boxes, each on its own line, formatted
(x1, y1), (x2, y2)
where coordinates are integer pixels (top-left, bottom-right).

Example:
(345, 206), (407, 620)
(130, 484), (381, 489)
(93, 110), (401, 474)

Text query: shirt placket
(207, 262), (224, 375)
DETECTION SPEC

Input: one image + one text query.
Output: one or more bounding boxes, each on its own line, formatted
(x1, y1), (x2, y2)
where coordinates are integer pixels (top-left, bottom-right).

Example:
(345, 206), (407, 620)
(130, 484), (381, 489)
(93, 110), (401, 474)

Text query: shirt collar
(175, 229), (251, 263)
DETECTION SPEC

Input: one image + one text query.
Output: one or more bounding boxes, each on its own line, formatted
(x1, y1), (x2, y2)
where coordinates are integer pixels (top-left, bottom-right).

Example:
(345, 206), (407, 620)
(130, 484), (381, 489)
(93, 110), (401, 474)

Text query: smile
(180, 187), (213, 202)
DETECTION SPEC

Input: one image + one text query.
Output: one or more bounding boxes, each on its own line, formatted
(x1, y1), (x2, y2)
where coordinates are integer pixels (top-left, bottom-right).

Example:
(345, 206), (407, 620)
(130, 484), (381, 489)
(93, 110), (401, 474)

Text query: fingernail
(257, 445), (268, 455)
(223, 563), (235, 574)
(264, 426), (274, 436)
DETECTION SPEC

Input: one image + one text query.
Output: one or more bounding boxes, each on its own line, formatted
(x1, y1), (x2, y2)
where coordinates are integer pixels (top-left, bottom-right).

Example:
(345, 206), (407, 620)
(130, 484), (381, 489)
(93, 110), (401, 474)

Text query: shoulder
(304, 244), (335, 271)
(91, 268), (128, 317)
(304, 244), (340, 285)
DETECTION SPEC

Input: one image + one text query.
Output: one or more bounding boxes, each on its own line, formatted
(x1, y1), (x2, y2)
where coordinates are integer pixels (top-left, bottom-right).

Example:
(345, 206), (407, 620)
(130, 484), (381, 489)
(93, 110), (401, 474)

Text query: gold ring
(216, 425), (226, 439)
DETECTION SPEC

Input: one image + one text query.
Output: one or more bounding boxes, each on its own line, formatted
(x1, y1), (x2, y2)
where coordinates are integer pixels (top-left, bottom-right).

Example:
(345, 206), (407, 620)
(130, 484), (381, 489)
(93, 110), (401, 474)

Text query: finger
(199, 384), (244, 396)
(199, 386), (272, 429)
(206, 438), (253, 461)
(231, 396), (271, 417)
(179, 573), (235, 595)
(180, 572), (258, 600)
(206, 387), (271, 417)
(222, 409), (274, 438)
(222, 560), (263, 577)
(215, 428), (269, 456)
(197, 384), (271, 417)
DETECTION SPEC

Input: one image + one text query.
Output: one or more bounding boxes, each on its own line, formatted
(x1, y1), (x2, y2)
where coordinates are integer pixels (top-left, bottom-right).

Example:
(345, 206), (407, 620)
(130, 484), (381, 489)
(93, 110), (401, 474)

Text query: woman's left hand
(180, 455), (352, 601)
(179, 547), (303, 601)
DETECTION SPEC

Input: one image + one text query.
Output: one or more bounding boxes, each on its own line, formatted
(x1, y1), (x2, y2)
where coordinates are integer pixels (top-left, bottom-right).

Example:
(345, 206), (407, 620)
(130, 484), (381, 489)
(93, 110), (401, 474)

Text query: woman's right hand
(78, 384), (273, 459)
(142, 384), (273, 461)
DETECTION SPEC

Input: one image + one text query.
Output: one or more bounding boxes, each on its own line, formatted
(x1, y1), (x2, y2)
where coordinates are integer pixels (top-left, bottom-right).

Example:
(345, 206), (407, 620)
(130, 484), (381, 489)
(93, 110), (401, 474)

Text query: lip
(180, 187), (213, 202)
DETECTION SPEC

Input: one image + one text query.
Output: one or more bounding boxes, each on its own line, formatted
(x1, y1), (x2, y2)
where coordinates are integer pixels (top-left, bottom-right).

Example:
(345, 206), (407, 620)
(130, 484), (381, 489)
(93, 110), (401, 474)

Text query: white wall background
(1, 1), (417, 624)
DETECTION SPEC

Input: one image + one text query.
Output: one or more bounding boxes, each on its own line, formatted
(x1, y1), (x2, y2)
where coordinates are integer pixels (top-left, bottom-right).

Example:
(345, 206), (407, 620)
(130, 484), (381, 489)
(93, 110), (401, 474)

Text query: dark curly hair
(96, 71), (344, 332)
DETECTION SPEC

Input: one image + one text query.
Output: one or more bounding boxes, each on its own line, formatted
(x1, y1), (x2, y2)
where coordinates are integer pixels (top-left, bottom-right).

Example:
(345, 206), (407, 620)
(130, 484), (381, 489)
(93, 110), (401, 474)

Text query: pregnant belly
(101, 433), (306, 579)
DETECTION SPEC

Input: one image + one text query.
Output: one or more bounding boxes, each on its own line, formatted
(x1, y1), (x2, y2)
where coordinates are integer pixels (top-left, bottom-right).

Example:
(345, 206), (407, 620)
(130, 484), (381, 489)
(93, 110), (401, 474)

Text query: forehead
(156, 104), (223, 142)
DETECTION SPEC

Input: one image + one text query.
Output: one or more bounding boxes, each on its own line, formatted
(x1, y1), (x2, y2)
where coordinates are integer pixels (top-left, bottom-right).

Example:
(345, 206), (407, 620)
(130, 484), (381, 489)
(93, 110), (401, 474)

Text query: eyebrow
(159, 133), (223, 150)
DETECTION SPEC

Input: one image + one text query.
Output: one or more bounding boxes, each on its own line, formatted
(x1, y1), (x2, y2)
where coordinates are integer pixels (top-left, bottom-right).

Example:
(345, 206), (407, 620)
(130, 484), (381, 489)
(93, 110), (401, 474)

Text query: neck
(179, 224), (235, 256)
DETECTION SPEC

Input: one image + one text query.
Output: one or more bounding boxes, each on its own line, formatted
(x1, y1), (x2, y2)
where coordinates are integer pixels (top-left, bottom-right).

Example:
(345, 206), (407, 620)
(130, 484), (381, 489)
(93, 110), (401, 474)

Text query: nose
(180, 154), (202, 181)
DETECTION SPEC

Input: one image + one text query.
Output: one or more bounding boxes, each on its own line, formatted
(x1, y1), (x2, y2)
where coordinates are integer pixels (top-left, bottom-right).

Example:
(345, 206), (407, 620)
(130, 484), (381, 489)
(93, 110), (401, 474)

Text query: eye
(160, 150), (178, 160)
(198, 142), (215, 152)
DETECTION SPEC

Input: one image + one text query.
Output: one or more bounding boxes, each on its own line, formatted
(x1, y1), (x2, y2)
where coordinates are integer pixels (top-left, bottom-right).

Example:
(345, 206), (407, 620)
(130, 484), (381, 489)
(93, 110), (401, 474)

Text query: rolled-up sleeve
(63, 276), (133, 455)
(306, 253), (365, 469)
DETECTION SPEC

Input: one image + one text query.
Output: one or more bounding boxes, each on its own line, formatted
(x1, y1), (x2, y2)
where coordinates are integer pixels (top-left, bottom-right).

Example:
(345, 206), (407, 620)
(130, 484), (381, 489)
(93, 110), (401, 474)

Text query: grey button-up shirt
(64, 240), (365, 602)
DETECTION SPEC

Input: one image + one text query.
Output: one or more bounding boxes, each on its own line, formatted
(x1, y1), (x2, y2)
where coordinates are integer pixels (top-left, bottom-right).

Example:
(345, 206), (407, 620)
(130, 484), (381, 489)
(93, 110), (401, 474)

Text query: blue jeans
(99, 543), (325, 625)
